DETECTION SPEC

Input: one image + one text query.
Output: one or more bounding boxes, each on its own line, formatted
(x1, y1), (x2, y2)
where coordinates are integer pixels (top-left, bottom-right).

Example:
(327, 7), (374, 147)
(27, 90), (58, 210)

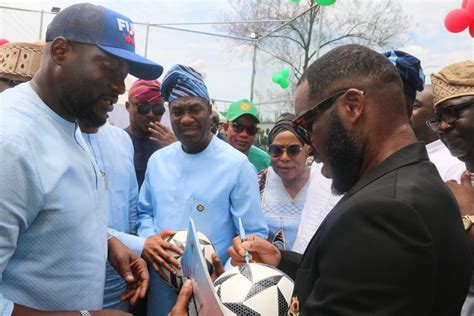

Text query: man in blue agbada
(137, 64), (268, 316)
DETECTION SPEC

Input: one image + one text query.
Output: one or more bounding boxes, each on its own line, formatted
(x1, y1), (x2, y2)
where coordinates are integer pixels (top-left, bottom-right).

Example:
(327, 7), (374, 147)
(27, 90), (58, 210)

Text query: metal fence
(0, 4), (304, 122)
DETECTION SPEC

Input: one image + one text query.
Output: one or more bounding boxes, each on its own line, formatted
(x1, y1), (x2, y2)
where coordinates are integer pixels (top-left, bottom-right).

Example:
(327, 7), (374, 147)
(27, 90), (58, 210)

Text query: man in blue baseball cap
(0, 3), (161, 315)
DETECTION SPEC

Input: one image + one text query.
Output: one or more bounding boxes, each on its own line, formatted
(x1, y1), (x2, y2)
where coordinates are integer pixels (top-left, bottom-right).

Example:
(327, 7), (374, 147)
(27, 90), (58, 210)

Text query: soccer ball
(160, 230), (216, 290)
(214, 263), (294, 315)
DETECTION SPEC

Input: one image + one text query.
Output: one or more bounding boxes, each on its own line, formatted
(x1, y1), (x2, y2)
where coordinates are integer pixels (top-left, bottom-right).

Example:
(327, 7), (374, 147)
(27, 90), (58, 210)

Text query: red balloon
(470, 22), (474, 37)
(445, 8), (471, 32)
(463, 0), (468, 9)
(467, 0), (474, 15)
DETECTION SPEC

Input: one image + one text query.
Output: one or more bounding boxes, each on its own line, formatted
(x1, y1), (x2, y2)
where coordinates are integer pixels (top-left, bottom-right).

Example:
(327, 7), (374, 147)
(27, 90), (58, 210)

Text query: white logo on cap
(117, 18), (134, 33)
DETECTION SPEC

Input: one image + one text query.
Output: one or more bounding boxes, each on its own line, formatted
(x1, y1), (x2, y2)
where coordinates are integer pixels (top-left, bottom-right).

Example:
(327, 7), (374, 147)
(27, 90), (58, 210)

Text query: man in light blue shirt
(81, 122), (146, 311)
(137, 64), (268, 316)
(0, 3), (161, 315)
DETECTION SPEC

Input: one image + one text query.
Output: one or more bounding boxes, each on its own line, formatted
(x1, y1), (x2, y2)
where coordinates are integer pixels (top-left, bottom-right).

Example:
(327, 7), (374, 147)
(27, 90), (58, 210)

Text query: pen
(238, 217), (250, 264)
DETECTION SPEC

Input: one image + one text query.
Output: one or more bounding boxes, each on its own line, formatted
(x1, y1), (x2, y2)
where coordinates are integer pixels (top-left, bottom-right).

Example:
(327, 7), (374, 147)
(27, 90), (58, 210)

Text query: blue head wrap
(160, 64), (209, 103)
(383, 50), (425, 104)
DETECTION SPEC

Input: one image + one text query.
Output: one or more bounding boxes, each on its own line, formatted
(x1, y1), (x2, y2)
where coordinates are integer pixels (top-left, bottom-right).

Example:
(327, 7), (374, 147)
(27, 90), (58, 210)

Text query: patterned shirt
(258, 168), (309, 250)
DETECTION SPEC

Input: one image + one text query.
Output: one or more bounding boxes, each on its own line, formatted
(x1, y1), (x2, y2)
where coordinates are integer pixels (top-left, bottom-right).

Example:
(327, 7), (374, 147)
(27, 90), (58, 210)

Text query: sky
(1, 0), (473, 121)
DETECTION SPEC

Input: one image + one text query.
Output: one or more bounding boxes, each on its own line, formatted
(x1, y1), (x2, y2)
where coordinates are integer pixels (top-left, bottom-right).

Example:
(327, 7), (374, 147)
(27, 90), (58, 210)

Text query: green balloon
(280, 80), (289, 89)
(315, 0), (336, 6)
(272, 74), (283, 83)
(289, 0), (301, 2)
(280, 68), (290, 78)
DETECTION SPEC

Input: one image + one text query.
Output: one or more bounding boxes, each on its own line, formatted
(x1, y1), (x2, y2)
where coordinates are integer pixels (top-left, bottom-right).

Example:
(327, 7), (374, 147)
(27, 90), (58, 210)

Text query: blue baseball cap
(46, 3), (163, 80)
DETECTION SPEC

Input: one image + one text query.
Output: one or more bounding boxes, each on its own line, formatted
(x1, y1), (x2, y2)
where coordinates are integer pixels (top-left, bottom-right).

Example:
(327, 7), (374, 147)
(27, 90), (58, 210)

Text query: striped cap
(160, 64), (209, 103)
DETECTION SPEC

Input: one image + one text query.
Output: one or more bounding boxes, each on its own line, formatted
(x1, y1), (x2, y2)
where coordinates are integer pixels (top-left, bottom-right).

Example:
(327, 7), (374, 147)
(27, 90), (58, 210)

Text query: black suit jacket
(280, 142), (471, 315)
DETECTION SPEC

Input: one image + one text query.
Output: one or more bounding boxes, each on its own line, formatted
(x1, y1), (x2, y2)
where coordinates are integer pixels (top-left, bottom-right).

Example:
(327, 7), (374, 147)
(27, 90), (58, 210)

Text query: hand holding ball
(160, 230), (216, 290)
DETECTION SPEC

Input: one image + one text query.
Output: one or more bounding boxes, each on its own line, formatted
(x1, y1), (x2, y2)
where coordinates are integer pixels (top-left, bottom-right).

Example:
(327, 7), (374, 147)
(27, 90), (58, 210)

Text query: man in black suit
(225, 44), (472, 315)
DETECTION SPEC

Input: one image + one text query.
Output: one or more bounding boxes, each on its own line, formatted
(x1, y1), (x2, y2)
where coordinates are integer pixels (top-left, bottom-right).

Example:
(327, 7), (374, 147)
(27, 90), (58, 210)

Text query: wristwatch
(79, 311), (91, 316)
(462, 215), (474, 231)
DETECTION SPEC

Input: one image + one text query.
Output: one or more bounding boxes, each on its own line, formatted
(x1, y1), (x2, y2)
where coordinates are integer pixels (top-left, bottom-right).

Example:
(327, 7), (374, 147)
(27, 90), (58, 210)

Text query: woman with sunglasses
(258, 113), (311, 250)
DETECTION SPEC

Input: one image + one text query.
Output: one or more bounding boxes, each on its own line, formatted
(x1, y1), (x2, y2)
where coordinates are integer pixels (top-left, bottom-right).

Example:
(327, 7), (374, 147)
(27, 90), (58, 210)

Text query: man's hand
(142, 230), (183, 280)
(168, 280), (193, 316)
(107, 237), (149, 306)
(447, 171), (474, 251)
(227, 235), (281, 267)
(210, 253), (225, 282)
(149, 122), (176, 147)
(166, 255), (224, 316)
(446, 171), (474, 216)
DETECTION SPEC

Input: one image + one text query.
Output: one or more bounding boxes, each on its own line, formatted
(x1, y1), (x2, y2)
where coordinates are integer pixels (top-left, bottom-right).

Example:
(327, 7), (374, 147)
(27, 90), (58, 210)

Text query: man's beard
(59, 83), (107, 128)
(72, 92), (107, 128)
(327, 111), (364, 195)
(77, 108), (107, 128)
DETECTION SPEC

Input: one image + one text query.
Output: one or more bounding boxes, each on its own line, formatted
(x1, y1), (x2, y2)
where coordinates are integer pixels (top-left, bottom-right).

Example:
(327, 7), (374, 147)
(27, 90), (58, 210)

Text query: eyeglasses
(292, 89), (364, 144)
(131, 101), (166, 116)
(268, 144), (303, 158)
(426, 101), (474, 132)
(231, 122), (259, 136)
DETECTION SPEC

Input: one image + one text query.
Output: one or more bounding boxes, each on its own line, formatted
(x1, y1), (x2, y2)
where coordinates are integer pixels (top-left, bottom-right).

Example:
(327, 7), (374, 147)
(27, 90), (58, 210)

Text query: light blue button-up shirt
(0, 83), (107, 314)
(82, 124), (145, 309)
(137, 135), (268, 316)
(137, 135), (268, 261)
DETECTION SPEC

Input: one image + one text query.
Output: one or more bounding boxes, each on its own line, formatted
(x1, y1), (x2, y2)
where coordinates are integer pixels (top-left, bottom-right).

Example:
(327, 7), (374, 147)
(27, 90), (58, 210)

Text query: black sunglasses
(132, 101), (166, 116)
(268, 144), (303, 158)
(292, 89), (365, 145)
(231, 122), (259, 136)
(426, 101), (474, 132)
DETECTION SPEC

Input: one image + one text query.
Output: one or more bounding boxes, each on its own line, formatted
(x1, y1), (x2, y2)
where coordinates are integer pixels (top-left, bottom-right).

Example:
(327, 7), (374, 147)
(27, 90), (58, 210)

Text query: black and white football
(213, 263), (294, 315)
(160, 230), (215, 290)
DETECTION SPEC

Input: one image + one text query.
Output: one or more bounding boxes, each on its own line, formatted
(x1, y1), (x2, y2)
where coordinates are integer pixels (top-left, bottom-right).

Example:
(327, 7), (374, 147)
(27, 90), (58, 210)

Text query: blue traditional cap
(160, 64), (209, 103)
(383, 50), (425, 104)
(45, 3), (163, 80)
